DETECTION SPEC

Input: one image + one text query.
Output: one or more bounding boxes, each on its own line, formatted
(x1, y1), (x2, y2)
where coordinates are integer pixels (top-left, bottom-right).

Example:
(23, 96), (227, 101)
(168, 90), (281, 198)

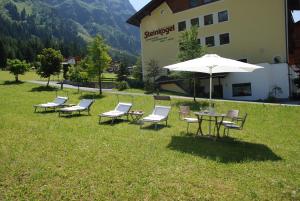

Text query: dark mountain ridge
(0, 0), (140, 66)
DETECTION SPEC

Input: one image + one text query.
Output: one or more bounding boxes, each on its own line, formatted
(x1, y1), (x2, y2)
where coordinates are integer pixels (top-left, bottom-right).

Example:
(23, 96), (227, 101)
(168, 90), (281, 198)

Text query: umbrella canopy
(164, 54), (263, 73)
(163, 54), (263, 106)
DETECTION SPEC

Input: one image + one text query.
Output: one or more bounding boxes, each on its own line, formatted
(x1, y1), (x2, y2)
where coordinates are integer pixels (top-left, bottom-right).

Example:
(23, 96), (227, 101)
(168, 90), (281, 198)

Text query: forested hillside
(0, 0), (140, 67)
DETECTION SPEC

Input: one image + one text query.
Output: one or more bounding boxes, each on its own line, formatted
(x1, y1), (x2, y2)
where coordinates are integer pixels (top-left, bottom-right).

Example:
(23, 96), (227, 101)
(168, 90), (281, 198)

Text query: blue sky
(129, 0), (300, 22)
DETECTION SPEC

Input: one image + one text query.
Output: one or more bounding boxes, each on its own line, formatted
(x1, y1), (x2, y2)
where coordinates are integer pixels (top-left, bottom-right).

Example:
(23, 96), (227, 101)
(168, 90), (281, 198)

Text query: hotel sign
(144, 25), (175, 42)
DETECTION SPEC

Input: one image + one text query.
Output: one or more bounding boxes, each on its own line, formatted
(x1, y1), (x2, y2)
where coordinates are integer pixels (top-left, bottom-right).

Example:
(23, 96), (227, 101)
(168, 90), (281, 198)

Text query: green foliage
(0, 0), (140, 64)
(69, 64), (89, 83)
(145, 59), (161, 83)
(87, 35), (112, 94)
(178, 26), (206, 62)
(132, 56), (143, 82)
(37, 48), (63, 86)
(7, 59), (29, 81)
(294, 78), (300, 89)
(117, 61), (129, 81)
(116, 81), (128, 91)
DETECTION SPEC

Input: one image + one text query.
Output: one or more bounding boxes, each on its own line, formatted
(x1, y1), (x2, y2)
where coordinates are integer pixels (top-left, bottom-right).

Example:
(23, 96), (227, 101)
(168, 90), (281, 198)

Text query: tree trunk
(15, 75), (19, 82)
(98, 73), (102, 95)
(47, 77), (50, 87)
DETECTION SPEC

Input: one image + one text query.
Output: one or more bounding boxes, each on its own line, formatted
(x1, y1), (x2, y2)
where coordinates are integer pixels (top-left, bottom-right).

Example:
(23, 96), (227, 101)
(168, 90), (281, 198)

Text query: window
(205, 36), (215, 47)
(238, 59), (248, 63)
(219, 33), (230, 45)
(178, 21), (186, 32)
(189, 0), (199, 8)
(218, 10), (228, 23)
(204, 14), (213, 26)
(232, 83), (252, 97)
(191, 17), (199, 27)
(197, 39), (201, 45)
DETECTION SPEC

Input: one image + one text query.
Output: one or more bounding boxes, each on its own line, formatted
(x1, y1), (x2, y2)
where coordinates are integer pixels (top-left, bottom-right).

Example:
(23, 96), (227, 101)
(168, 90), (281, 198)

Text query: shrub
(144, 80), (155, 94)
(116, 81), (128, 91)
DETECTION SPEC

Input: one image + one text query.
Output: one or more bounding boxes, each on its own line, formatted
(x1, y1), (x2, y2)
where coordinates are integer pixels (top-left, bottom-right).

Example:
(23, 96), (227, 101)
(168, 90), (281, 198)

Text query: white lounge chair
(99, 102), (132, 125)
(34, 96), (68, 112)
(58, 99), (94, 116)
(141, 105), (171, 130)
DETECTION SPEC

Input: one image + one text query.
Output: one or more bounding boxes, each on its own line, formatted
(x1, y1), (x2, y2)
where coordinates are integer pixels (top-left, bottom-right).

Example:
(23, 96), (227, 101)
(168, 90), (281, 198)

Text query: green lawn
(0, 75), (299, 200)
(0, 70), (117, 82)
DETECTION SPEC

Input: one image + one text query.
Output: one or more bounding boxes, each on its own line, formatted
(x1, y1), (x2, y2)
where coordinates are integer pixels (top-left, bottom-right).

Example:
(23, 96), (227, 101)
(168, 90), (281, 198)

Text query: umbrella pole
(209, 68), (213, 109)
(194, 74), (196, 102)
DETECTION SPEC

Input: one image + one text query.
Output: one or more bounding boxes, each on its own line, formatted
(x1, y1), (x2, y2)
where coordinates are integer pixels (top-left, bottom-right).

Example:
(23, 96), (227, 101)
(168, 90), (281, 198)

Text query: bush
(144, 80), (155, 94)
(116, 81), (128, 91)
(127, 79), (144, 89)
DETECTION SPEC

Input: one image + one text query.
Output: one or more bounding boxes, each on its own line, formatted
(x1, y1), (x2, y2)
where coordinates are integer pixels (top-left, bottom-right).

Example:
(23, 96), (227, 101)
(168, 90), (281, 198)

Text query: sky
(129, 0), (300, 22)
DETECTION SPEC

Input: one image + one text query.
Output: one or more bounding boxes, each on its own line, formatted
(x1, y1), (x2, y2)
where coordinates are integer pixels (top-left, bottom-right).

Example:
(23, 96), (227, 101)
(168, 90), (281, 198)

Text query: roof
(127, 0), (165, 27)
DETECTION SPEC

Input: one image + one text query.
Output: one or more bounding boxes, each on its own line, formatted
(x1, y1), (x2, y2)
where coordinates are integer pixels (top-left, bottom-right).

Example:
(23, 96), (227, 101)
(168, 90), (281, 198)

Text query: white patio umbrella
(164, 54), (263, 107)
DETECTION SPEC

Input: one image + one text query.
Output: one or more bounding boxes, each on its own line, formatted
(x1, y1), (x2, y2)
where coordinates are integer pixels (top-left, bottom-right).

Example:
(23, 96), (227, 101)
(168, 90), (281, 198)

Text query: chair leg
(187, 123), (189, 134)
(99, 116), (102, 124)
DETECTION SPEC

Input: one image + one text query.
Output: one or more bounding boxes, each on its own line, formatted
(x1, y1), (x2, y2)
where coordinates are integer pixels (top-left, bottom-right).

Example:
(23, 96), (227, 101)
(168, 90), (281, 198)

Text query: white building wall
(222, 63), (290, 100)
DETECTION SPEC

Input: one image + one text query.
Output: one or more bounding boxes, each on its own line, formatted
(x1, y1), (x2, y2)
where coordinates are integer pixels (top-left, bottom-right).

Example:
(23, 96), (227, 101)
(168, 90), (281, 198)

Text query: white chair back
(54, 96), (68, 105)
(227, 110), (239, 119)
(115, 102), (132, 113)
(153, 106), (171, 117)
(78, 99), (94, 109)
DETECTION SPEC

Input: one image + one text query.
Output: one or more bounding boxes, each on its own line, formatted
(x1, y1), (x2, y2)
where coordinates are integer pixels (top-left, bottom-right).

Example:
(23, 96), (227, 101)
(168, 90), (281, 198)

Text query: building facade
(128, 0), (300, 100)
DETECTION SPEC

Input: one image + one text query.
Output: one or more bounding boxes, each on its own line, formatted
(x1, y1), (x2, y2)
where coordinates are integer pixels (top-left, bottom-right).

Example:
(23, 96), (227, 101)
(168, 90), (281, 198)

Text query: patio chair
(141, 105), (171, 130)
(58, 99), (94, 116)
(223, 113), (248, 136)
(179, 105), (198, 133)
(99, 102), (132, 125)
(221, 110), (239, 125)
(34, 96), (68, 112)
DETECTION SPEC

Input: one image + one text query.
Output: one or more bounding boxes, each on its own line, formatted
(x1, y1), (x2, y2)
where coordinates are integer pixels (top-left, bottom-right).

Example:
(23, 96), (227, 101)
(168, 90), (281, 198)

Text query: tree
(0, 40), (7, 69)
(132, 56), (143, 82)
(87, 35), (111, 94)
(177, 26), (206, 101)
(178, 26), (205, 62)
(117, 60), (129, 81)
(7, 59), (30, 82)
(145, 59), (162, 94)
(37, 48), (63, 87)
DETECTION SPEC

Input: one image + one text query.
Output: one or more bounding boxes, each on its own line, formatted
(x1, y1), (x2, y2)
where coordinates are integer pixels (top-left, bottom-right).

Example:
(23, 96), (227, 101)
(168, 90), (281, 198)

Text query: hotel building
(128, 0), (300, 100)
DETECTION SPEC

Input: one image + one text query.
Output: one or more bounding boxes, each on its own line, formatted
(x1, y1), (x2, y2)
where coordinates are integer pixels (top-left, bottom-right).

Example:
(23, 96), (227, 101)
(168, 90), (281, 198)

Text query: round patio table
(194, 112), (226, 138)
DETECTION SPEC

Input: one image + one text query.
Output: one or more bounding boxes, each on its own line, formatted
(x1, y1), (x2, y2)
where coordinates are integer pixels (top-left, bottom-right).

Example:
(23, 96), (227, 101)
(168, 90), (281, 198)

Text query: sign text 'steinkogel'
(144, 25), (175, 39)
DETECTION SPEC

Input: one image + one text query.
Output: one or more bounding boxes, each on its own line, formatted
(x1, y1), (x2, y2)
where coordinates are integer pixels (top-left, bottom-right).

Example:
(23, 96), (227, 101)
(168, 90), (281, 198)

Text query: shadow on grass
(174, 101), (210, 111)
(167, 136), (282, 163)
(141, 124), (170, 131)
(59, 113), (90, 118)
(80, 94), (105, 100)
(99, 119), (128, 126)
(1, 81), (24, 85)
(30, 86), (58, 92)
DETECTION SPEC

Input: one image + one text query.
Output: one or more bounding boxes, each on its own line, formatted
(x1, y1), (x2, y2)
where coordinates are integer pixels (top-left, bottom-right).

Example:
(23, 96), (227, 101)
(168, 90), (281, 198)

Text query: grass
(0, 73), (300, 200)
(0, 70), (117, 82)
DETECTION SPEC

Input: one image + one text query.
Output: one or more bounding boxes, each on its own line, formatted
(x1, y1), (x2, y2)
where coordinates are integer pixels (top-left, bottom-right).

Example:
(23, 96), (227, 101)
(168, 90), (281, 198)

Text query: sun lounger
(34, 96), (68, 112)
(141, 105), (171, 130)
(99, 102), (132, 125)
(59, 99), (94, 116)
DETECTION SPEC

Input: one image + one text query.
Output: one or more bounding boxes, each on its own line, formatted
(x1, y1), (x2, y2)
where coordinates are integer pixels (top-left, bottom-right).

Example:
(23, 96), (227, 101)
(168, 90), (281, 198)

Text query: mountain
(0, 0), (140, 67)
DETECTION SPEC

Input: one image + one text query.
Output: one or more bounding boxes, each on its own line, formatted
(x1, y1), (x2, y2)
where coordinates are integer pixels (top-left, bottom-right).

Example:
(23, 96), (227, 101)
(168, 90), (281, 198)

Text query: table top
(194, 111), (226, 117)
(128, 111), (144, 115)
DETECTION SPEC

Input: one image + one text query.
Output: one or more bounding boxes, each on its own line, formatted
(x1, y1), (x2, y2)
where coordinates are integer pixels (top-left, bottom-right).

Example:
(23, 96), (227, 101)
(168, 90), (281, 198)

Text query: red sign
(144, 25), (175, 39)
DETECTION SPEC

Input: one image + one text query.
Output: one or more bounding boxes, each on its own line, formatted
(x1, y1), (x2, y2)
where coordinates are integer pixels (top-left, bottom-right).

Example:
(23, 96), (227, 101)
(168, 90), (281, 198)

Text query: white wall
(222, 63), (290, 100)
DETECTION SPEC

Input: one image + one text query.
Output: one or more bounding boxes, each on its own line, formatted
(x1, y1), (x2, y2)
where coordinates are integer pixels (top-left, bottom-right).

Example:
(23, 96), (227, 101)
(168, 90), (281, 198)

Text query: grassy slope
(0, 74), (299, 200)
